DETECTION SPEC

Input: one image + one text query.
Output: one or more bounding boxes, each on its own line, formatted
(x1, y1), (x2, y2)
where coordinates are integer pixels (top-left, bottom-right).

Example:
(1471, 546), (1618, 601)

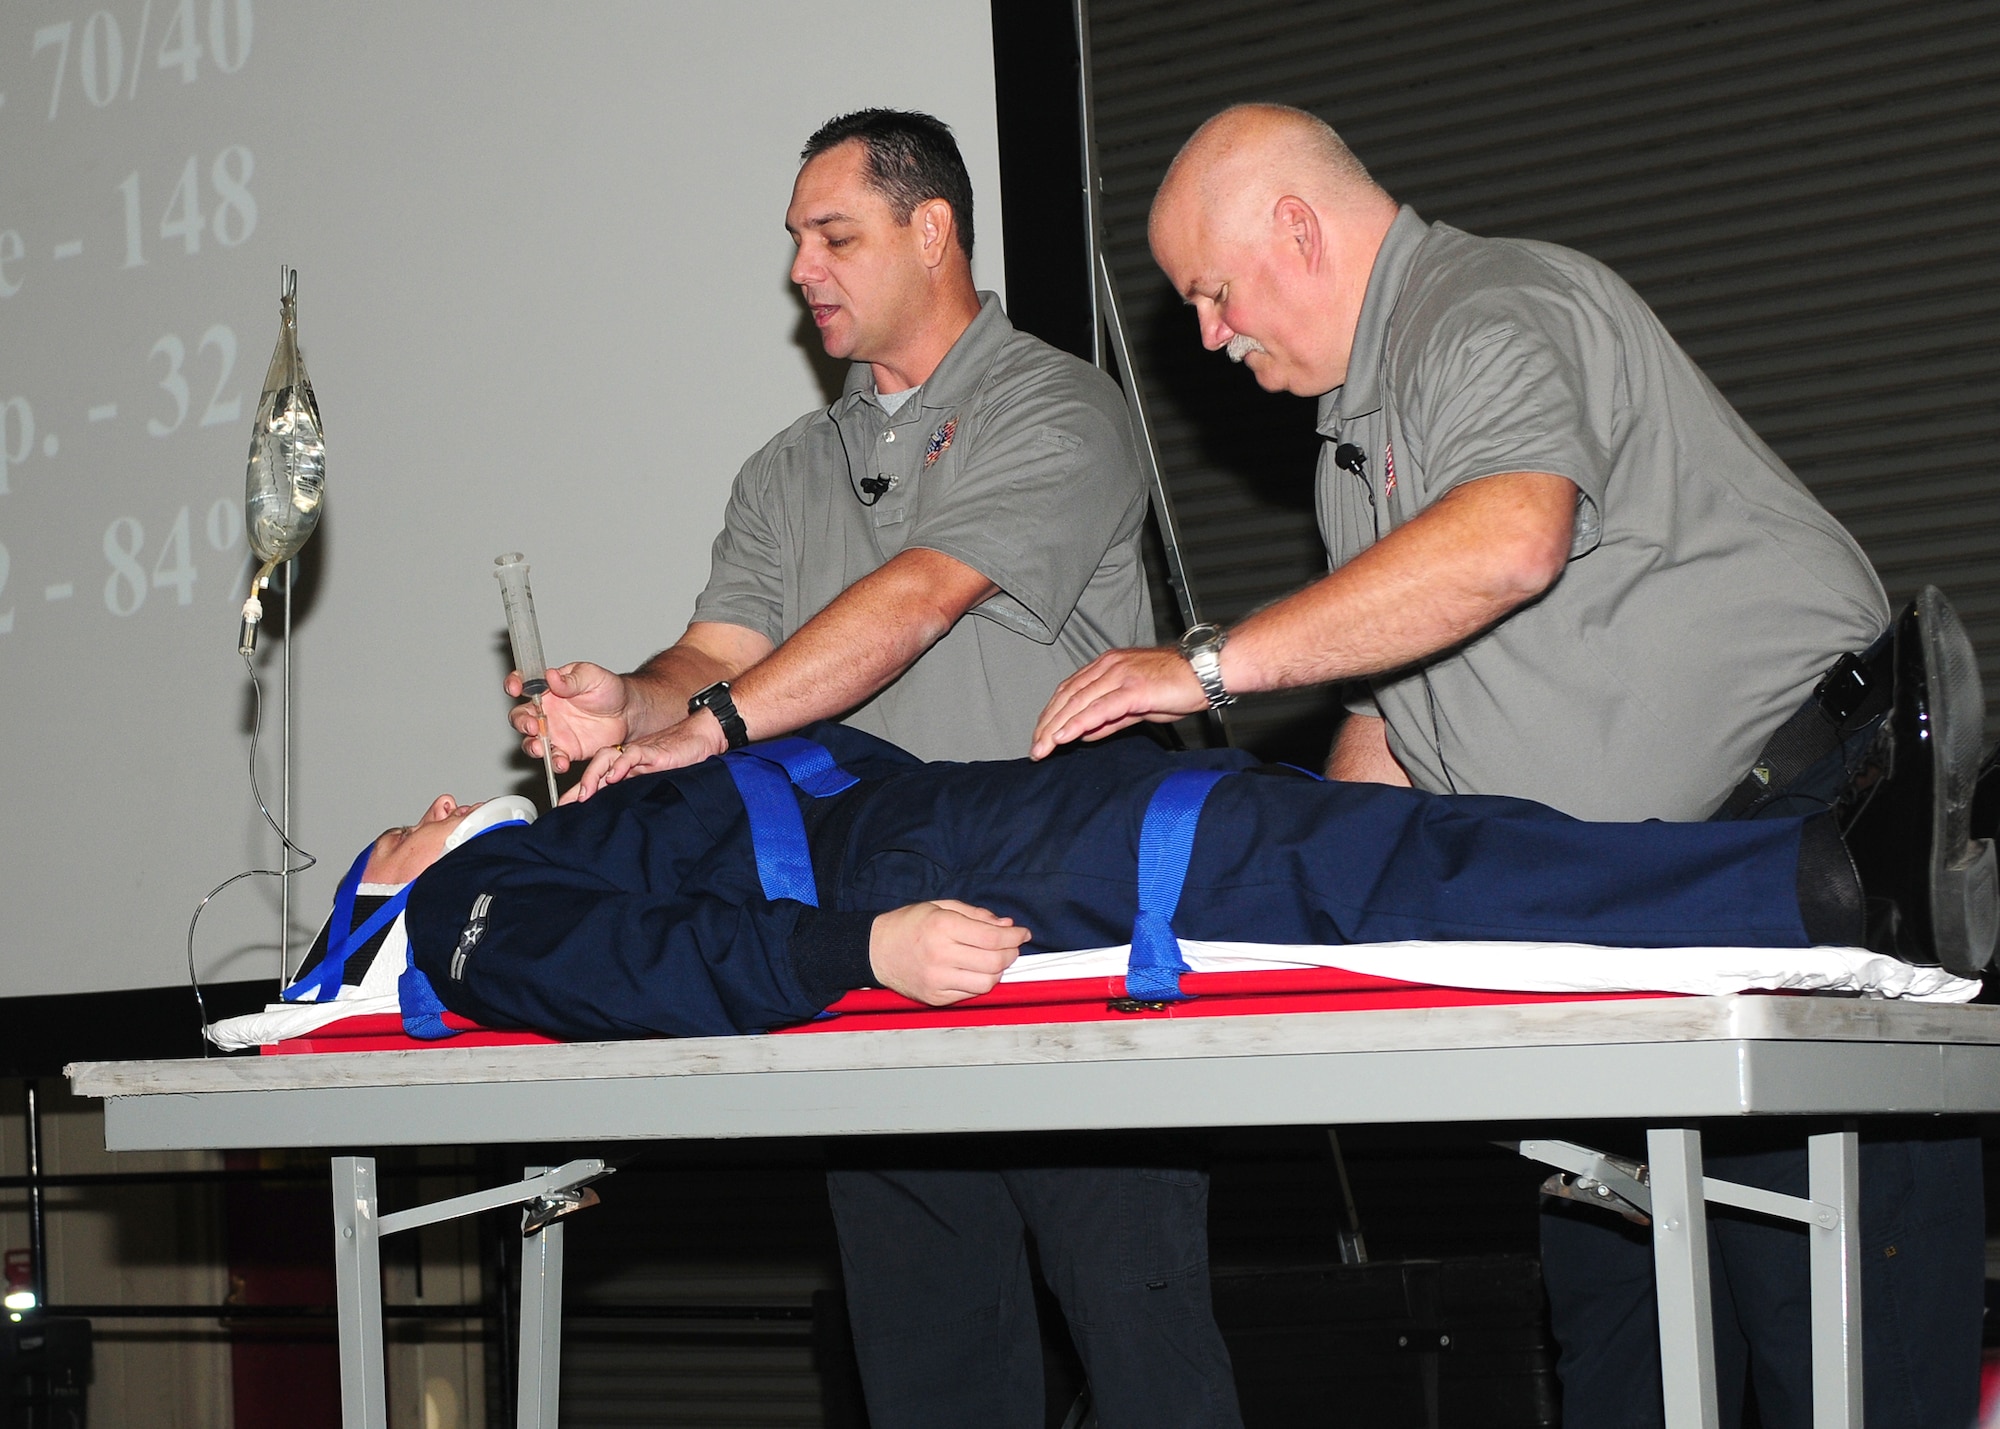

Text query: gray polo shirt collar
(1317, 205), (1431, 436)
(837, 291), (1012, 423)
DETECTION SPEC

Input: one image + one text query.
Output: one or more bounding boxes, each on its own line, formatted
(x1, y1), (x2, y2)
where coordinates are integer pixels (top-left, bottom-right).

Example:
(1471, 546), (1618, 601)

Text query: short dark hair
(802, 109), (974, 259)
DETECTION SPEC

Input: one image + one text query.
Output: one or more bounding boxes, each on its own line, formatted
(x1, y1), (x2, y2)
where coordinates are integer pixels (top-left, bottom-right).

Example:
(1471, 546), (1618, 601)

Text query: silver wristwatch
(1177, 623), (1235, 710)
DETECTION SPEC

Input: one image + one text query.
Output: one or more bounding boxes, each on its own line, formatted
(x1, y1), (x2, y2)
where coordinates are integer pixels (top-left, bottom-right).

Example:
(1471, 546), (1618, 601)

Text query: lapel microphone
(1334, 442), (1369, 478)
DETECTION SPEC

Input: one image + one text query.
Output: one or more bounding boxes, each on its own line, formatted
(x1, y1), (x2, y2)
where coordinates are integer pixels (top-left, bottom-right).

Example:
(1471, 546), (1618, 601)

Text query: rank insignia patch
(449, 892), (494, 980)
(924, 417), (957, 467)
(1384, 441), (1397, 496)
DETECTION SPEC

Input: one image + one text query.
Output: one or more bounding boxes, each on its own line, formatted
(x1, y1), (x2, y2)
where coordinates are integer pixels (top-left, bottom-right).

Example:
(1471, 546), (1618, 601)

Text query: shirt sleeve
(905, 376), (1147, 645)
(688, 445), (789, 646)
(1395, 281), (1617, 559)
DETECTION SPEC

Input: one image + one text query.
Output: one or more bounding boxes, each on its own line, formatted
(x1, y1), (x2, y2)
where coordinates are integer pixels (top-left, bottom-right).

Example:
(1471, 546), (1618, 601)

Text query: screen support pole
(1072, 0), (1222, 742)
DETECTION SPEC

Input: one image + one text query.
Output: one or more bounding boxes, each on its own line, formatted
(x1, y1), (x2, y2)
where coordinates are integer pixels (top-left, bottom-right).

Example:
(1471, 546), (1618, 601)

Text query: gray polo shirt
(1320, 208), (1888, 821)
(693, 293), (1153, 762)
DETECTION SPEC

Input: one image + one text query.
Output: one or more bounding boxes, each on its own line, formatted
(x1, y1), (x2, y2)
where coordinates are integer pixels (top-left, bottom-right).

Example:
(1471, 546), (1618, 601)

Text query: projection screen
(0, 2), (1006, 998)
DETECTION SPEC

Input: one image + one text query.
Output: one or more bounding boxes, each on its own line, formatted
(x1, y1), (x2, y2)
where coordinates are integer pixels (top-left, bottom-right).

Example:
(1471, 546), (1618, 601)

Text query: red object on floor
(263, 968), (1675, 1053)
(226, 1149), (340, 1429)
(1977, 1347), (2000, 1426)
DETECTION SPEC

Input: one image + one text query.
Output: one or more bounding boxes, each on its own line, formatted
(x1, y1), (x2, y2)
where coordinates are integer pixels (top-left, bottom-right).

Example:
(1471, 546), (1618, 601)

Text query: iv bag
(244, 268), (325, 567)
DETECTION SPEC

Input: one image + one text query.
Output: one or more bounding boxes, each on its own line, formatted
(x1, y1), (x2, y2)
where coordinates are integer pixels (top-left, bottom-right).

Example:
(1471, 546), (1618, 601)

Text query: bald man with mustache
(1031, 104), (1980, 1429)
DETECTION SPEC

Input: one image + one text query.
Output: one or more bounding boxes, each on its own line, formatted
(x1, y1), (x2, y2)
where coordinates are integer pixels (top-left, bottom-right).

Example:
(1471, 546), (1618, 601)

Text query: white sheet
(1001, 941), (1980, 1003)
(207, 938), (1979, 1050)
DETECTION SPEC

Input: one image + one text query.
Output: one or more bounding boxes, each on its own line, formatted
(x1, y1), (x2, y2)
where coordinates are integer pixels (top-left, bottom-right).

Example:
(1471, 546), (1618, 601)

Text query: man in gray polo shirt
(511, 110), (1242, 1429)
(1031, 104), (1982, 1429)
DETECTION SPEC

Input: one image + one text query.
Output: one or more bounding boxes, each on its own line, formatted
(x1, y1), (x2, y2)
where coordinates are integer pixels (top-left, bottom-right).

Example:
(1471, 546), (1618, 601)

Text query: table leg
(332, 1155), (388, 1429)
(1647, 1128), (1719, 1429)
(517, 1165), (566, 1429)
(1807, 1130), (1862, 1429)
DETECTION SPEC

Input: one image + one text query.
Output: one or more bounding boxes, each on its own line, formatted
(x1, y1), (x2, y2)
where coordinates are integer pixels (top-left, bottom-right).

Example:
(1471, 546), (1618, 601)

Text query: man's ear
(916, 197), (956, 269)
(1274, 195), (1323, 272)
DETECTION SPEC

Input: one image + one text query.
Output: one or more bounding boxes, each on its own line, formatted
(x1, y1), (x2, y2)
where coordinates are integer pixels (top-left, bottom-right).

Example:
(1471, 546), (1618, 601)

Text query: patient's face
(364, 795), (487, 884)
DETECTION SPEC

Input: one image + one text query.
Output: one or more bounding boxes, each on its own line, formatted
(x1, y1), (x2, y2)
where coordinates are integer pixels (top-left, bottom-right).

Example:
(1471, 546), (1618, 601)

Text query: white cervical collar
(445, 794), (539, 852)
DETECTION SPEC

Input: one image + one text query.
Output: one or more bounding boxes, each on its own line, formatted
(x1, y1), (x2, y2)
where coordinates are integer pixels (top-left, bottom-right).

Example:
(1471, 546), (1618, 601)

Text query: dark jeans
(1540, 1125), (1984, 1429)
(827, 1140), (1244, 1429)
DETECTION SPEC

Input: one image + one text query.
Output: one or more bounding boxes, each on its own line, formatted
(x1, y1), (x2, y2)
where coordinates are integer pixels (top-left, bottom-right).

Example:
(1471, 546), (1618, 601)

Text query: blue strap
(288, 817), (530, 1043)
(722, 737), (859, 908)
(283, 846), (412, 1003)
(742, 736), (860, 798)
(398, 963), (454, 1039)
(1127, 769), (1232, 1002)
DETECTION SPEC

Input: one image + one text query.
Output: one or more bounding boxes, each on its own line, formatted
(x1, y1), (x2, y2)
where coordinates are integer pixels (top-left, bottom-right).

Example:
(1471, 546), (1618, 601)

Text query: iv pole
(279, 557), (294, 983)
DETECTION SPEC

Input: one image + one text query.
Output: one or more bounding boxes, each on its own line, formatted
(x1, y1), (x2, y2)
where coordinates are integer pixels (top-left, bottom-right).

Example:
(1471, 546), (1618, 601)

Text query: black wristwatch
(687, 680), (749, 750)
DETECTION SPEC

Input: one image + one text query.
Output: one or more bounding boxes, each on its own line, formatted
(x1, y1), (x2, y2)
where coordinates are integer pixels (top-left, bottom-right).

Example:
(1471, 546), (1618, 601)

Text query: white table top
(70, 996), (2000, 1151)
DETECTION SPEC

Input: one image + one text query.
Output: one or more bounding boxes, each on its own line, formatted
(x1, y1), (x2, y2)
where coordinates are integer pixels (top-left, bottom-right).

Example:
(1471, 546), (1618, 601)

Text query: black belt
(1715, 627), (1895, 821)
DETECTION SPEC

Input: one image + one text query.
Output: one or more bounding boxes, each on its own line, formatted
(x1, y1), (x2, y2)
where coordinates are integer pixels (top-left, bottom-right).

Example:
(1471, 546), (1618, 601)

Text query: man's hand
(1029, 646), (1207, 759)
(868, 899), (1031, 1005)
(1031, 474), (1581, 760)
(508, 662), (633, 772)
(560, 711), (727, 804)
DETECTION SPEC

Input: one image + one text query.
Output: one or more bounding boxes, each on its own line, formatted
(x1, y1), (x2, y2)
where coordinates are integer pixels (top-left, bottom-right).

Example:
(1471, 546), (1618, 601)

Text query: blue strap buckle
(723, 736), (861, 908)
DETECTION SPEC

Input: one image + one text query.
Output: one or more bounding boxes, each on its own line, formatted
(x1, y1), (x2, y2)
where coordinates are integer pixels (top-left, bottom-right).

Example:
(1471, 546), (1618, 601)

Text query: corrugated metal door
(1087, 0), (2000, 757)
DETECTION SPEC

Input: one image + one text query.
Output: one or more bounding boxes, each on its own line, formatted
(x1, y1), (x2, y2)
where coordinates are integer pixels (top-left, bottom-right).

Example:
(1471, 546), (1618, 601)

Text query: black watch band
(688, 680), (749, 750)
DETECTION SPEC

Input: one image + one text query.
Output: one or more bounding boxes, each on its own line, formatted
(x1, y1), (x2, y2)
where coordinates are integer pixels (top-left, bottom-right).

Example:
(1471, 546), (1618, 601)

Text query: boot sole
(1917, 586), (1998, 974)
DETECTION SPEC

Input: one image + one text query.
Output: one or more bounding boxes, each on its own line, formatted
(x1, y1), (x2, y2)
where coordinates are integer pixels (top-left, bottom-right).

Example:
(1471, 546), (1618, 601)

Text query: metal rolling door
(1086, 0), (2000, 751)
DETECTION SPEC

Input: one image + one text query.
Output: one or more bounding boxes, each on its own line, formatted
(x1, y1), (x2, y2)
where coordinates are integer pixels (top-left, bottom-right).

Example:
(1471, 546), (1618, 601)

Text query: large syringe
(494, 553), (560, 806)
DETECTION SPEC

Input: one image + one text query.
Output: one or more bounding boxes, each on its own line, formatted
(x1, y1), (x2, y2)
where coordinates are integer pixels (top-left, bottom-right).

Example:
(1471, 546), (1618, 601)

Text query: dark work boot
(1842, 587), (1999, 975)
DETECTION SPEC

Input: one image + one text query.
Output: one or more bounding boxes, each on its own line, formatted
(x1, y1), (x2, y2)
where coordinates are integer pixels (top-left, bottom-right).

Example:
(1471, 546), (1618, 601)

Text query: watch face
(1181, 625), (1223, 657)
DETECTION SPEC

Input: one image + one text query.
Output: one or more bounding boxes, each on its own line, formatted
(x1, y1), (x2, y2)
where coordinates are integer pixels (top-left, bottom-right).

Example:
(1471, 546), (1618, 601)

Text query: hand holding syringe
(494, 553), (561, 806)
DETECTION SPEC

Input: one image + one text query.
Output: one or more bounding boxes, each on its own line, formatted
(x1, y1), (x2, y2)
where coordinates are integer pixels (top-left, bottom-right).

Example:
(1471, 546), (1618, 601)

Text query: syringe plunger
(493, 553), (548, 695)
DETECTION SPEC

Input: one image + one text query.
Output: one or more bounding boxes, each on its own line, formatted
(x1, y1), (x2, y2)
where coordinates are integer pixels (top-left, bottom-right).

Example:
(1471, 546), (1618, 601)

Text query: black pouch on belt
(1715, 626), (1895, 822)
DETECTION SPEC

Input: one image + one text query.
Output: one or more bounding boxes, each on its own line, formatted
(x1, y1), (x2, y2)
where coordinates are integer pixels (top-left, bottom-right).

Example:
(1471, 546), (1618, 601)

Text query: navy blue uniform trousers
(824, 736), (1810, 954)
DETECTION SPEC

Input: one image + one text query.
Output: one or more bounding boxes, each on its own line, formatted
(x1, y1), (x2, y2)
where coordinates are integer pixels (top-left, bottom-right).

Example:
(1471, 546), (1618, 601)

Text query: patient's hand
(509, 661), (629, 772)
(868, 900), (1030, 1005)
